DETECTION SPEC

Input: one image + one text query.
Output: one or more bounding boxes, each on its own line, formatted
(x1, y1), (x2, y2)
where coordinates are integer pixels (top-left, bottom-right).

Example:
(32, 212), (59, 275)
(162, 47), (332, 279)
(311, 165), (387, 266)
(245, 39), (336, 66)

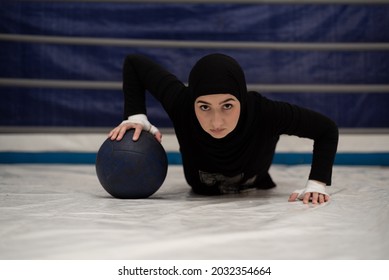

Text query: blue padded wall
(1, 2), (388, 128)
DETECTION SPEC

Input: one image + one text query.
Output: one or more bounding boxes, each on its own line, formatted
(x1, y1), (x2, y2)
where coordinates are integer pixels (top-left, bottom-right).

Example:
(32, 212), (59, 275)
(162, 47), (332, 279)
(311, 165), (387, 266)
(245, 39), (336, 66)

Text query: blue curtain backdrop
(1, 2), (388, 128)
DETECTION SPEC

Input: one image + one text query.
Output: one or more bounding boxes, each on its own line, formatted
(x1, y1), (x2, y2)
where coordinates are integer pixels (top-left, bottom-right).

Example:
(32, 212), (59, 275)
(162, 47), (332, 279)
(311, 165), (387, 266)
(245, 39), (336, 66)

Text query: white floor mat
(0, 164), (388, 260)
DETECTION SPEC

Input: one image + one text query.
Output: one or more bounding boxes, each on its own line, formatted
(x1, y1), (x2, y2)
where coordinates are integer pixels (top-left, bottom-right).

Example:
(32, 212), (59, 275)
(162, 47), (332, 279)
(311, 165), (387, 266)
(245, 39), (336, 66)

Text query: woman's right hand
(108, 115), (162, 142)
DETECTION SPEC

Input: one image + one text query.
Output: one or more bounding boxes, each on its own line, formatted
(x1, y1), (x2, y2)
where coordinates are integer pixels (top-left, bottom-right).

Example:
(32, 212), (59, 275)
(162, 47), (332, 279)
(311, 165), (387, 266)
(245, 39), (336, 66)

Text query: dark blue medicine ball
(96, 130), (168, 199)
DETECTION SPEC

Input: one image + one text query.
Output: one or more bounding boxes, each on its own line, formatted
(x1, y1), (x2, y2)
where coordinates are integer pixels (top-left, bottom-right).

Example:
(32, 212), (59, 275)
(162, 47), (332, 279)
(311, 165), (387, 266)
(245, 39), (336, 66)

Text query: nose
(211, 111), (224, 128)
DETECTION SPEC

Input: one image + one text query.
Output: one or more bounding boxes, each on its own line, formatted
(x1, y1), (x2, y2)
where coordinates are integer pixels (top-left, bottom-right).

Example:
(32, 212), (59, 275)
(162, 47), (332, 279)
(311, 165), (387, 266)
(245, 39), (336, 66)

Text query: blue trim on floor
(1, 152), (389, 166)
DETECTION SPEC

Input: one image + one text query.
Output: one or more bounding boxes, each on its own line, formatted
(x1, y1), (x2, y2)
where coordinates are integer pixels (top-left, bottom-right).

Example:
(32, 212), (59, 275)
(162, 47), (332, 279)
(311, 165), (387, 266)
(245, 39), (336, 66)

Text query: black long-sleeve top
(122, 54), (339, 195)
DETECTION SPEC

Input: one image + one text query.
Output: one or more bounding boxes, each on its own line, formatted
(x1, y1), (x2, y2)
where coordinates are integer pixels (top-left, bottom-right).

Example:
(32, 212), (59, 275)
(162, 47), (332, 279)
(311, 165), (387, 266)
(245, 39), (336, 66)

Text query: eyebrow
(196, 98), (237, 105)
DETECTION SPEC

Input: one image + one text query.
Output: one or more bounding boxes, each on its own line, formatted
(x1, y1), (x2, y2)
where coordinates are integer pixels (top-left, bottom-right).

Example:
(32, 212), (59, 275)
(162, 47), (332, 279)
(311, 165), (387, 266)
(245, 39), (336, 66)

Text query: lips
(210, 128), (225, 134)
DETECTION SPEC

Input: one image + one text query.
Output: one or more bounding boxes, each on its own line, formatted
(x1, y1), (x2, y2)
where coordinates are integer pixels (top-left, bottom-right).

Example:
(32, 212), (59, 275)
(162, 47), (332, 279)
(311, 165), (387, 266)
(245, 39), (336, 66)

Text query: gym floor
(1, 164), (388, 260)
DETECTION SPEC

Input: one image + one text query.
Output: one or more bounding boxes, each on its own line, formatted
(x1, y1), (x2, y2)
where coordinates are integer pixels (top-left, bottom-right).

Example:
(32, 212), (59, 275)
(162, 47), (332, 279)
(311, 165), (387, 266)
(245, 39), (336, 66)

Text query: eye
(223, 103), (233, 110)
(199, 105), (210, 111)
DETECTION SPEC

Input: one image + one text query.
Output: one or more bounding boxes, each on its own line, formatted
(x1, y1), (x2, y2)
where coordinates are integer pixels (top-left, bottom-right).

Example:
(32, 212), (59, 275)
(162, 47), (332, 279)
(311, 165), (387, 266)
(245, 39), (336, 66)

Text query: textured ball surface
(96, 130), (168, 199)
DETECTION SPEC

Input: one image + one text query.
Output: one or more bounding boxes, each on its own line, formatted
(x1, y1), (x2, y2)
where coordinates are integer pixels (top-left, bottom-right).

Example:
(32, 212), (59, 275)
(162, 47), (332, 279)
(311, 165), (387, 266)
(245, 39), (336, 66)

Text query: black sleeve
(265, 98), (339, 185)
(122, 54), (186, 119)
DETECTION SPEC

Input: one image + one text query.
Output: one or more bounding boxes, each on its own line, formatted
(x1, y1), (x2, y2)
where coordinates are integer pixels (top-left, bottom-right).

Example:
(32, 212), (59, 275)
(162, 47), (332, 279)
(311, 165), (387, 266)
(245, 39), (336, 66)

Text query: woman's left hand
(288, 191), (330, 204)
(288, 180), (330, 204)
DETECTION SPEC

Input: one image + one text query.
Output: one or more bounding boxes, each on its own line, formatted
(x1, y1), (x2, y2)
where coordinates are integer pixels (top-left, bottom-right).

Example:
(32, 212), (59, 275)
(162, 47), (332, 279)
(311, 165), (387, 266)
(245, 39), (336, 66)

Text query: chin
(211, 135), (225, 139)
(208, 130), (230, 139)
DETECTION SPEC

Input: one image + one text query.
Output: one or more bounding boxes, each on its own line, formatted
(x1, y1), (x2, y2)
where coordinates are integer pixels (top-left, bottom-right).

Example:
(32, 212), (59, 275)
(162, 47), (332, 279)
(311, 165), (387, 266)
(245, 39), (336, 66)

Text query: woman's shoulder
(247, 91), (297, 120)
(247, 91), (275, 110)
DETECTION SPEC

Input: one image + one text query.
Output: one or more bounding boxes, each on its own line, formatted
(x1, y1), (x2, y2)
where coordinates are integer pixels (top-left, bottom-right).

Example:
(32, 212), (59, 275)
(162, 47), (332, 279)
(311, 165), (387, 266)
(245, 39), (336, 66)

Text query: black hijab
(187, 53), (260, 176)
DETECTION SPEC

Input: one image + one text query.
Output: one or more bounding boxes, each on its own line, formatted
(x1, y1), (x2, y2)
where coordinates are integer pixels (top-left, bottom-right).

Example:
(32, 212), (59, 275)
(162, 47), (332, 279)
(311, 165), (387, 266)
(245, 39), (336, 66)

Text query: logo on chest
(199, 170), (257, 194)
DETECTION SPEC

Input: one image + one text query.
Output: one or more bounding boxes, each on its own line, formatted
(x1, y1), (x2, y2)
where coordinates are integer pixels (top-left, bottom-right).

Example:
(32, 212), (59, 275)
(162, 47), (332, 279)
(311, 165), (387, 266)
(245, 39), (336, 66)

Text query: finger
(311, 192), (319, 204)
(109, 128), (119, 140)
(318, 193), (325, 204)
(108, 128), (115, 139)
(132, 124), (143, 141)
(288, 192), (299, 202)
(155, 131), (163, 143)
(324, 194), (330, 202)
(116, 126), (128, 141)
(303, 192), (311, 204)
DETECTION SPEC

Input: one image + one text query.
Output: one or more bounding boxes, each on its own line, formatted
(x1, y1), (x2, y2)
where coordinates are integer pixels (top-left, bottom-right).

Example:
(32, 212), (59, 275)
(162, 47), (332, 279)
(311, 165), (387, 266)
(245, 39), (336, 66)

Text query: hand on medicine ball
(108, 121), (162, 143)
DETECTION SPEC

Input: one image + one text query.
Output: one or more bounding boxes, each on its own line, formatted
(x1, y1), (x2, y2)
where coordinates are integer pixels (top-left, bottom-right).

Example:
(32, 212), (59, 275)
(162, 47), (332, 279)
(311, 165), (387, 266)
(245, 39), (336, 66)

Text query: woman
(109, 53), (338, 204)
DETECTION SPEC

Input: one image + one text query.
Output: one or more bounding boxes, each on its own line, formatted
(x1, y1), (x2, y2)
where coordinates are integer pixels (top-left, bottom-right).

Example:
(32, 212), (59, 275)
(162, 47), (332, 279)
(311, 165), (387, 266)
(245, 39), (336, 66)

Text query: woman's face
(194, 93), (241, 139)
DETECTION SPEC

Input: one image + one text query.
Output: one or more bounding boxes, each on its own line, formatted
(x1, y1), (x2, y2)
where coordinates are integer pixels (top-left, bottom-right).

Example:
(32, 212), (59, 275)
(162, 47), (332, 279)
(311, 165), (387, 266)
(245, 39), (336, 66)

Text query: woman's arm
(264, 98), (338, 203)
(269, 100), (339, 185)
(122, 54), (185, 118)
(109, 54), (185, 141)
